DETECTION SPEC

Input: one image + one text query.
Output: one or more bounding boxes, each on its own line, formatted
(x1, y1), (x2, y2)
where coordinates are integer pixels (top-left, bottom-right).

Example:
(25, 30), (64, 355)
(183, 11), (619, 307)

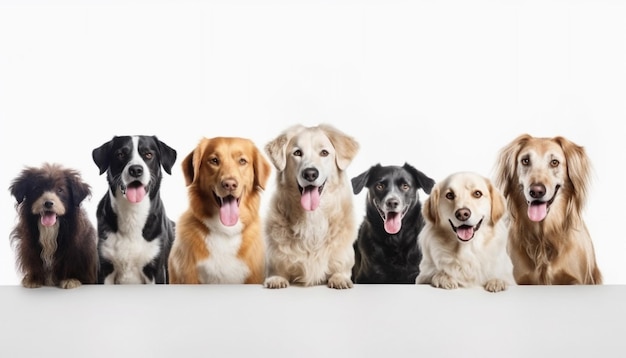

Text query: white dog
(416, 172), (515, 292)
(263, 124), (360, 289)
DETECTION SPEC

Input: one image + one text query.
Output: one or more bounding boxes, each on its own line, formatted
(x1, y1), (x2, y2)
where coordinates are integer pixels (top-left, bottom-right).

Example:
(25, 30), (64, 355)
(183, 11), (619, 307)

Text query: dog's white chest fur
(101, 194), (160, 284)
(196, 217), (250, 284)
(38, 222), (59, 286)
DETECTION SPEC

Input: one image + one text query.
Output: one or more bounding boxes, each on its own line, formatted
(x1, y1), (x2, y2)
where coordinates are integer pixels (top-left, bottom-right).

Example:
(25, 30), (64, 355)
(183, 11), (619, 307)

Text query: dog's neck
(38, 221), (59, 286)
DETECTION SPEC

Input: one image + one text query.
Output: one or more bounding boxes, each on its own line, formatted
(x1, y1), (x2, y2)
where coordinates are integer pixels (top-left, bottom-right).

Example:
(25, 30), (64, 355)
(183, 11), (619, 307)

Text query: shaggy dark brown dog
(9, 163), (98, 288)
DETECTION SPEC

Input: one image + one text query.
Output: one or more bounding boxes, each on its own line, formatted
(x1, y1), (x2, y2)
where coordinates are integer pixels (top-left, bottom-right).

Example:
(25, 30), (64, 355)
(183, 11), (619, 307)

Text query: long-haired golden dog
(494, 134), (602, 285)
(263, 124), (360, 289)
(168, 137), (271, 284)
(416, 172), (515, 292)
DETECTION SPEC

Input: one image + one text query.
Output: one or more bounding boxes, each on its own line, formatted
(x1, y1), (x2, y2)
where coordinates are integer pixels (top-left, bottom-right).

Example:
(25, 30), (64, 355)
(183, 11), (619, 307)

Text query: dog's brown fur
(168, 137), (271, 284)
(494, 134), (602, 285)
(9, 163), (98, 289)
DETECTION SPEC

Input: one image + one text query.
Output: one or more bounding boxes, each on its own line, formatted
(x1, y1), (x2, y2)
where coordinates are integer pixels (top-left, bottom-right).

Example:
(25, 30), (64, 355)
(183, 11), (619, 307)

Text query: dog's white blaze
(102, 194), (159, 284)
(38, 221), (59, 286)
(122, 136), (152, 187)
(197, 216), (249, 284)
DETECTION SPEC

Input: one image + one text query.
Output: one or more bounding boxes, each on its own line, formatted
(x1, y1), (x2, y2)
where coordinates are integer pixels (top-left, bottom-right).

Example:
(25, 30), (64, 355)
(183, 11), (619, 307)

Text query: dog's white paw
(264, 276), (290, 289)
(484, 279), (507, 292)
(432, 272), (459, 289)
(60, 279), (82, 289)
(327, 274), (353, 289)
(21, 276), (42, 289)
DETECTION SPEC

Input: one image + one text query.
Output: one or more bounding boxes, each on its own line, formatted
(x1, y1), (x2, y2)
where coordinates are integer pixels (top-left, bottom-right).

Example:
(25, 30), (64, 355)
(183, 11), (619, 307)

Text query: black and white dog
(92, 135), (177, 284)
(351, 163), (435, 284)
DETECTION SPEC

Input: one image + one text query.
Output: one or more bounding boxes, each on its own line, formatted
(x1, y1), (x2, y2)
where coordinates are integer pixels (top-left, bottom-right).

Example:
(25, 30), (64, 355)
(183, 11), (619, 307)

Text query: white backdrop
(1, 0), (624, 285)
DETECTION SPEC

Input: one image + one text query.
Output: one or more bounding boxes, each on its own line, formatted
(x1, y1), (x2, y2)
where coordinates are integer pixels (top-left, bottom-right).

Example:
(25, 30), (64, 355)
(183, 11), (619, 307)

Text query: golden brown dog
(168, 137), (271, 284)
(494, 134), (602, 285)
(263, 124), (360, 289)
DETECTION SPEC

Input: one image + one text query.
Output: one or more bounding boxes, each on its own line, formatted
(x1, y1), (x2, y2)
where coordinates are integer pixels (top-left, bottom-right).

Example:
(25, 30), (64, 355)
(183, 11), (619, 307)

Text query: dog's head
(494, 134), (590, 222)
(265, 124), (359, 211)
(9, 163), (92, 227)
(92, 135), (177, 204)
(181, 137), (271, 227)
(351, 163), (435, 234)
(423, 172), (505, 242)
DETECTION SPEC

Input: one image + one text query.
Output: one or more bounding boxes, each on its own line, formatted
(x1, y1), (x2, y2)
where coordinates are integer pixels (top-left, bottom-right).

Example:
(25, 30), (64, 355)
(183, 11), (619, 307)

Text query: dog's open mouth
(215, 193), (241, 226)
(527, 185), (560, 222)
(299, 182), (325, 211)
(449, 218), (483, 242)
(40, 211), (58, 227)
(121, 181), (147, 204)
(375, 202), (409, 235)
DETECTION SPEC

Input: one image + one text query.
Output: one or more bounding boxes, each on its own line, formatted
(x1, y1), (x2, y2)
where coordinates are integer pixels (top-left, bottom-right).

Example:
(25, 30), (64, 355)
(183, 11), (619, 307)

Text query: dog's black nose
(455, 208), (471, 221)
(129, 165), (144, 178)
(529, 184), (546, 199)
(44, 201), (54, 209)
(302, 168), (319, 182)
(386, 198), (400, 210)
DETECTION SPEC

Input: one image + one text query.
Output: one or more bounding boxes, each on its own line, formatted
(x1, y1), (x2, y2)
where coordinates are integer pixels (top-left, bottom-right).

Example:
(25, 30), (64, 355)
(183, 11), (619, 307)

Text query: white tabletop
(1, 284), (624, 358)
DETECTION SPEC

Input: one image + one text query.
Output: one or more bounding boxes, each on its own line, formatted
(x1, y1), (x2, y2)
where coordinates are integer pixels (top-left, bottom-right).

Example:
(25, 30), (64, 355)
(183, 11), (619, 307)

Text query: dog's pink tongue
(41, 213), (57, 227)
(456, 226), (474, 241)
(528, 202), (547, 222)
(301, 186), (320, 211)
(219, 196), (240, 226)
(125, 186), (146, 203)
(384, 213), (402, 234)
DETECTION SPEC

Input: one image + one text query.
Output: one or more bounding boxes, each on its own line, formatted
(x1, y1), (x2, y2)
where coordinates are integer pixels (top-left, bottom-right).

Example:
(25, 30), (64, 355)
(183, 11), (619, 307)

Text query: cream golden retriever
(416, 172), (515, 292)
(494, 134), (602, 285)
(263, 124), (359, 289)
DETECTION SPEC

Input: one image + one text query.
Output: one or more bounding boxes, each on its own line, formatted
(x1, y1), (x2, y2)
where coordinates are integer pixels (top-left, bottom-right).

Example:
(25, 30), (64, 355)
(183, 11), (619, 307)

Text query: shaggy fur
(168, 137), (271, 284)
(416, 172), (515, 292)
(494, 134), (602, 285)
(9, 163), (98, 289)
(263, 124), (360, 289)
(351, 163), (435, 284)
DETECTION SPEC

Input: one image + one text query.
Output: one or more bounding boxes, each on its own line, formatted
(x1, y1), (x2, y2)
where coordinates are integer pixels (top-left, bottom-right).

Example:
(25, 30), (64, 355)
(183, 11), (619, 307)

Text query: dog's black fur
(351, 163), (435, 284)
(92, 135), (177, 284)
(9, 163), (98, 288)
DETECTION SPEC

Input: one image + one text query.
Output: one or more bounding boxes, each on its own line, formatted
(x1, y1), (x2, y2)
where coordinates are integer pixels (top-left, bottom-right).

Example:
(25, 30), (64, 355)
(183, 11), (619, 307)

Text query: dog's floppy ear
(254, 146), (272, 190)
(403, 163), (435, 195)
(319, 124), (360, 170)
(92, 138), (114, 175)
(265, 133), (289, 171)
(182, 139), (205, 186)
(488, 179), (506, 224)
(351, 166), (375, 195)
(494, 133), (532, 198)
(154, 136), (177, 175)
(9, 167), (33, 204)
(66, 168), (92, 206)
(422, 183), (440, 225)
(555, 136), (590, 211)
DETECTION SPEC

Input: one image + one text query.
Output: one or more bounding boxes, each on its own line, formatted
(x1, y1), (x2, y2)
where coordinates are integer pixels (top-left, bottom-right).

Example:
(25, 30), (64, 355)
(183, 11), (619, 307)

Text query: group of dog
(8, 124), (603, 291)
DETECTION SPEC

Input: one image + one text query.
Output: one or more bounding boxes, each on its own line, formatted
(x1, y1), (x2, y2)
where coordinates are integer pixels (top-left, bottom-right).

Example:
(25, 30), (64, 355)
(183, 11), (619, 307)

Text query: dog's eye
(401, 183), (410, 191)
(143, 152), (153, 160)
(473, 190), (482, 198)
(57, 187), (64, 194)
(320, 149), (329, 157)
(239, 158), (248, 165)
(550, 159), (559, 167)
(293, 150), (302, 157)
(445, 192), (455, 200)
(116, 151), (126, 160)
(375, 183), (385, 191)
(209, 157), (219, 165)
(521, 157), (530, 166)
